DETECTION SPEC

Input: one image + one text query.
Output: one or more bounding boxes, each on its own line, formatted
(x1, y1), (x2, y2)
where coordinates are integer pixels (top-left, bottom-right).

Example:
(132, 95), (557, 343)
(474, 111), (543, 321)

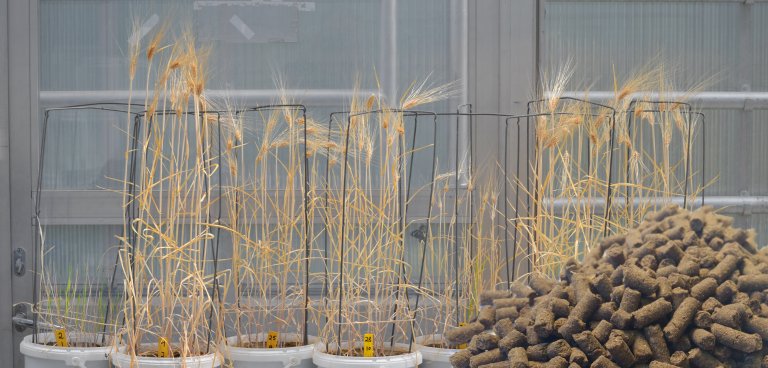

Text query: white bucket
(223, 333), (317, 368)
(413, 335), (457, 368)
(20, 333), (112, 368)
(313, 341), (421, 368)
(111, 345), (220, 368)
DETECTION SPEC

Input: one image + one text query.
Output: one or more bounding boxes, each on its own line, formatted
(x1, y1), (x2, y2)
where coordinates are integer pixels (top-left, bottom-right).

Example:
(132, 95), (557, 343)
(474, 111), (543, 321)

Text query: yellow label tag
(266, 331), (279, 348)
(54, 329), (68, 347)
(157, 337), (170, 358)
(458, 323), (467, 349)
(363, 333), (374, 357)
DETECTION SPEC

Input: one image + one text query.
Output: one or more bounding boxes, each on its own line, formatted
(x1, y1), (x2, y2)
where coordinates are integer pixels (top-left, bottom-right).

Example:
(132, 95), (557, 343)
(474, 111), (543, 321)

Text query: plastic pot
(313, 341), (421, 368)
(20, 333), (112, 368)
(111, 345), (220, 368)
(223, 333), (317, 368)
(413, 335), (457, 368)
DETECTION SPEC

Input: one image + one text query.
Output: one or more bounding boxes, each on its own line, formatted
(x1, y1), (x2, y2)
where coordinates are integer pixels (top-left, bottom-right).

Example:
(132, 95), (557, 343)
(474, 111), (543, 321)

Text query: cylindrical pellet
(494, 297), (530, 309)
(711, 323), (763, 353)
(449, 349), (472, 368)
(571, 292), (601, 322)
(468, 333), (499, 353)
(715, 280), (737, 304)
(664, 297), (701, 341)
(632, 334), (654, 364)
(670, 351), (689, 368)
(557, 318), (586, 344)
(678, 256), (701, 277)
(446, 322), (485, 345)
(527, 343), (549, 362)
(544, 356), (568, 368)
(610, 309), (634, 330)
(592, 320), (613, 344)
(649, 361), (679, 368)
(550, 298), (571, 318)
(694, 311), (712, 329)
(495, 306), (519, 321)
(605, 335), (636, 367)
(688, 348), (723, 368)
(534, 307), (555, 339)
(737, 274), (768, 293)
(708, 254), (739, 283)
(508, 347), (528, 368)
(590, 355), (620, 368)
(509, 282), (536, 299)
(712, 303), (749, 329)
(478, 306), (496, 328)
(546, 339), (571, 360)
(624, 266), (659, 296)
(572, 331), (608, 361)
(744, 315), (768, 341)
(469, 349), (504, 368)
(494, 318), (515, 338)
(634, 299), (673, 328)
(619, 287), (643, 312)
(691, 328), (715, 351)
(480, 290), (512, 305)
(690, 277), (718, 301)
(530, 274), (554, 296)
(498, 329), (526, 353)
(644, 325), (671, 363)
(568, 348), (587, 366)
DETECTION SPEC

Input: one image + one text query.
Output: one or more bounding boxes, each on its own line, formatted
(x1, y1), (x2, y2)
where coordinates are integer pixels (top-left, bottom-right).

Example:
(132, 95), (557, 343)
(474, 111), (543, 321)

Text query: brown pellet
(550, 298), (571, 318)
(478, 306), (496, 328)
(468, 333), (499, 353)
(711, 303), (749, 329)
(530, 274), (555, 296)
(527, 343), (549, 362)
(495, 306), (519, 321)
(445, 322), (485, 345)
(557, 318), (586, 344)
(610, 309), (634, 330)
(480, 290), (512, 305)
(568, 347), (588, 366)
(509, 282), (536, 299)
(678, 255), (701, 276)
(664, 297), (701, 341)
(690, 277), (718, 301)
(571, 292), (602, 322)
(589, 355), (620, 368)
(469, 348), (504, 368)
(694, 311), (712, 329)
(715, 280), (738, 304)
(508, 347), (528, 368)
(498, 329), (526, 353)
(737, 274), (768, 293)
(476, 362), (509, 368)
(632, 334), (654, 364)
(688, 348), (724, 368)
(573, 331), (608, 361)
(494, 297), (530, 309)
(592, 320), (613, 344)
(744, 315), (768, 341)
(619, 287), (643, 312)
(624, 266), (659, 296)
(534, 307), (556, 339)
(605, 335), (636, 367)
(494, 318), (515, 338)
(691, 328), (716, 351)
(711, 323), (763, 353)
(670, 351), (690, 368)
(449, 349), (472, 368)
(708, 254), (739, 283)
(634, 299), (673, 328)
(644, 324), (671, 363)
(546, 339), (571, 360)
(544, 356), (568, 368)
(649, 361), (679, 368)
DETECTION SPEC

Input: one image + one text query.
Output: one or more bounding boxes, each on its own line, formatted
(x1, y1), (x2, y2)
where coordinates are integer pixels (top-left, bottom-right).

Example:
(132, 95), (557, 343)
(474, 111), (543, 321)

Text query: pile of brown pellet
(446, 205), (768, 368)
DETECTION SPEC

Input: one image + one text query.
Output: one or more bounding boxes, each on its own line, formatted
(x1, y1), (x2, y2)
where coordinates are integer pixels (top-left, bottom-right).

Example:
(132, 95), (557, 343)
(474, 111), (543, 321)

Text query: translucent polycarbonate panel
(753, 4), (768, 91)
(40, 0), (382, 91)
(40, 108), (129, 190)
(41, 225), (123, 285)
(542, 2), (742, 91)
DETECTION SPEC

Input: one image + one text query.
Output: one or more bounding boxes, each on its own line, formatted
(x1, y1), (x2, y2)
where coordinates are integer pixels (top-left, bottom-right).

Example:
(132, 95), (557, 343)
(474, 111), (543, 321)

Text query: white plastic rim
(20, 333), (112, 368)
(413, 335), (457, 363)
(413, 335), (457, 368)
(111, 345), (220, 368)
(313, 341), (422, 368)
(223, 333), (318, 367)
